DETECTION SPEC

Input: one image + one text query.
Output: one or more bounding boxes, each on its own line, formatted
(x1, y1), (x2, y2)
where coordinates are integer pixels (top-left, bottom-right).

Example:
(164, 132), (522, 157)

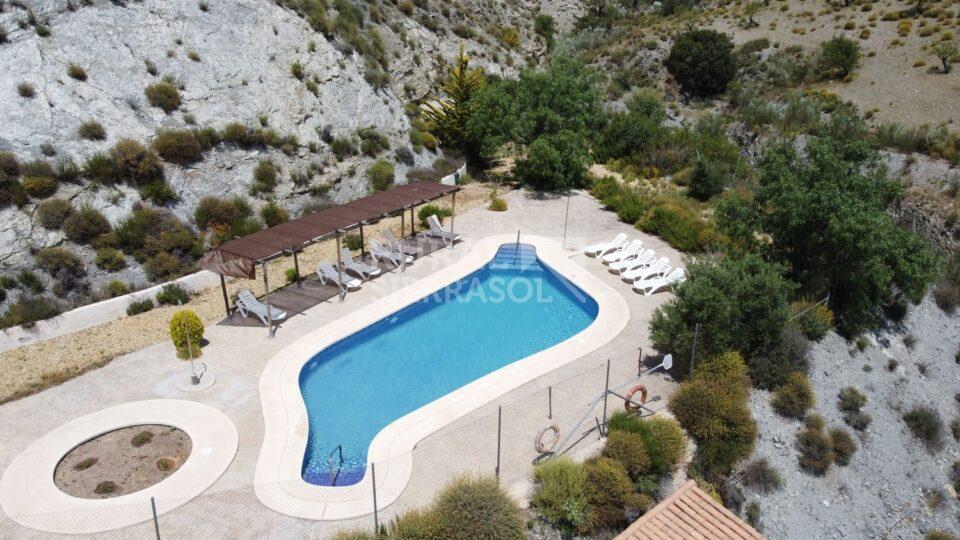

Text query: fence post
(548, 386), (552, 420)
(637, 346), (643, 377)
(495, 406), (502, 483)
(371, 463), (379, 534)
(601, 359), (611, 436)
(689, 323), (701, 376)
(150, 497), (160, 540)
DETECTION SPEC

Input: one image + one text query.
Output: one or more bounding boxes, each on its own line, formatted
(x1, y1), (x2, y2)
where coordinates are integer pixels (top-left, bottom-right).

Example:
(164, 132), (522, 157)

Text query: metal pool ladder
(327, 445), (344, 485)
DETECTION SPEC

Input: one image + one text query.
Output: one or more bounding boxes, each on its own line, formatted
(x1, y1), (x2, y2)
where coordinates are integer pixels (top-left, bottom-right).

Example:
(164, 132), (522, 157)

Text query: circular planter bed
(54, 424), (192, 499)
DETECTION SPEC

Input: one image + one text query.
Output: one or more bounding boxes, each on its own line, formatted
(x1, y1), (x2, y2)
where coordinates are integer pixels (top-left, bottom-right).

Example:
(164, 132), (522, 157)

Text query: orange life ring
(625, 384), (648, 412)
(535, 423), (561, 454)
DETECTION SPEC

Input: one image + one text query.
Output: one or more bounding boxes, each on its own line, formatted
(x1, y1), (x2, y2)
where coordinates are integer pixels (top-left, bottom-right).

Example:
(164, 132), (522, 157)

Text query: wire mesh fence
(1, 343), (674, 539)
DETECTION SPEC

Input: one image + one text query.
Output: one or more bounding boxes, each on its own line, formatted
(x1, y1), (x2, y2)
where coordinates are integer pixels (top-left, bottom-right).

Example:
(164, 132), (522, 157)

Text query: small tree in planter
(170, 309), (204, 359)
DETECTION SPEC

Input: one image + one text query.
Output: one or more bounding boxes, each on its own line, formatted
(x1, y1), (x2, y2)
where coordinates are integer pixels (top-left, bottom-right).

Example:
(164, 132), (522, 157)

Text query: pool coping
(0, 399), (238, 534)
(254, 234), (629, 519)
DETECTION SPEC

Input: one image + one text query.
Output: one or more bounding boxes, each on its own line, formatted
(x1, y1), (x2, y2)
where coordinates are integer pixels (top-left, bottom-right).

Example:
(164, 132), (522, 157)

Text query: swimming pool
(298, 243), (598, 486)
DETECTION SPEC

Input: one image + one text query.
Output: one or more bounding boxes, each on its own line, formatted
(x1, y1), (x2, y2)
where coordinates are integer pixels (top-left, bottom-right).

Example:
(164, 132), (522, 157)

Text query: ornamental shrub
(432, 475), (525, 539)
(691, 351), (751, 397)
(665, 29), (736, 97)
(126, 298), (154, 316)
(583, 457), (650, 532)
(36, 198), (75, 229)
(417, 204), (451, 227)
(156, 283), (189, 306)
(388, 508), (443, 539)
(63, 205), (111, 244)
(791, 299), (835, 340)
(608, 414), (688, 475)
(771, 372), (815, 419)
(169, 309), (204, 359)
(602, 430), (651, 480)
(531, 457), (589, 534)
(144, 81), (182, 112)
(635, 200), (714, 252)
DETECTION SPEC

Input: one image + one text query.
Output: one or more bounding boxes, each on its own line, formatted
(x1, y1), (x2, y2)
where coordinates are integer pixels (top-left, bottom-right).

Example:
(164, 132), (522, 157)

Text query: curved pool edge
(254, 234), (629, 520)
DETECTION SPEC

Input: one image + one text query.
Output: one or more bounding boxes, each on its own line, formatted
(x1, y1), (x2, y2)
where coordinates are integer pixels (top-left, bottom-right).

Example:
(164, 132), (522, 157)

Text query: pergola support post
(335, 232), (345, 303)
(292, 249), (302, 288)
(359, 225), (366, 259)
(220, 274), (231, 319)
(449, 191), (457, 250)
(410, 207), (416, 235)
(262, 261), (276, 337)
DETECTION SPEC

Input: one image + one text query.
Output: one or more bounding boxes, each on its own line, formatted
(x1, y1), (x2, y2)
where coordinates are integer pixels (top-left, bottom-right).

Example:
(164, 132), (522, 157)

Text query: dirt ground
(0, 181), (497, 405)
(709, 0), (960, 127)
(745, 294), (960, 539)
(54, 424), (192, 499)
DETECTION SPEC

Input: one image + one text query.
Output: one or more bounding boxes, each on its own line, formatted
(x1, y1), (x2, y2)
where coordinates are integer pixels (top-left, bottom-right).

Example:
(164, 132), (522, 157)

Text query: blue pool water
(298, 244), (599, 486)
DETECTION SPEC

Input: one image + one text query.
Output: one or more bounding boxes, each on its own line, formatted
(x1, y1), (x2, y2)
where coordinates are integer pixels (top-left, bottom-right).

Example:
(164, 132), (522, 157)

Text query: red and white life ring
(624, 384), (648, 412)
(535, 423), (561, 454)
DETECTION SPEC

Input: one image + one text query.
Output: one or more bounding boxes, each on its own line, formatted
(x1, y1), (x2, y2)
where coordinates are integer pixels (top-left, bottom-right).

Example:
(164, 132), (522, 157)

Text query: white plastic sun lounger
(634, 268), (686, 295)
(621, 257), (669, 283)
(340, 248), (381, 279)
(382, 230), (420, 258)
(610, 248), (655, 274)
(370, 240), (413, 267)
(584, 233), (628, 258)
(601, 239), (643, 265)
(236, 289), (287, 326)
(317, 260), (362, 290)
(425, 214), (461, 243)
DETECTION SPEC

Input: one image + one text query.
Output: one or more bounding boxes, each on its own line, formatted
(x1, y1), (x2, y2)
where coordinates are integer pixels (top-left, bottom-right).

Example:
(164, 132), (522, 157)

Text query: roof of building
(616, 480), (764, 540)
(199, 181), (458, 278)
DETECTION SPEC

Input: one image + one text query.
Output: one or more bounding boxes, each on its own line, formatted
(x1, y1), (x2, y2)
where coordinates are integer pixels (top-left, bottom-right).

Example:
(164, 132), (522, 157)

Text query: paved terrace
(0, 188), (684, 538)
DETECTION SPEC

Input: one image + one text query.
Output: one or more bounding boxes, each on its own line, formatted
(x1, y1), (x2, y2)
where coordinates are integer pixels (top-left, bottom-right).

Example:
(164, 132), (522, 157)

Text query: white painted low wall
(0, 270), (222, 353)
(440, 164), (467, 186)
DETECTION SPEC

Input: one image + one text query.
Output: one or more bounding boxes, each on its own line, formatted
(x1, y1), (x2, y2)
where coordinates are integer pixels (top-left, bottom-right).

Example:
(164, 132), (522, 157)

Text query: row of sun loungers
(233, 216), (460, 326)
(583, 233), (686, 296)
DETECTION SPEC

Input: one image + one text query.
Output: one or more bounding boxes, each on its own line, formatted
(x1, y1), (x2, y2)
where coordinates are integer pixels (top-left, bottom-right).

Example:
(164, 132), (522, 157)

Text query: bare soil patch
(54, 424), (192, 499)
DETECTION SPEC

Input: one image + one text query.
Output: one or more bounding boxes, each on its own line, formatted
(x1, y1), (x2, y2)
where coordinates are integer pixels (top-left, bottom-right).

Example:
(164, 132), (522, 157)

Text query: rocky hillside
(0, 0), (576, 309)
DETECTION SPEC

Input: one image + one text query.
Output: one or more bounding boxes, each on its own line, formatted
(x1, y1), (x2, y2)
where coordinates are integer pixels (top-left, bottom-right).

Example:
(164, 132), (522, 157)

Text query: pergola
(200, 182), (460, 336)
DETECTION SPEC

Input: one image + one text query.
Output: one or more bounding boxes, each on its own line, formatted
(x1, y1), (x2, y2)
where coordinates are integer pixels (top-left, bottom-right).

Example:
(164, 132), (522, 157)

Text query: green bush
(21, 159), (54, 177)
(417, 204), (451, 227)
(613, 189), (651, 225)
(925, 531), (958, 540)
(815, 35), (860, 80)
(358, 127), (389, 157)
(741, 458), (783, 493)
(366, 159), (395, 192)
(388, 508), (443, 539)
(17, 270), (44, 293)
(156, 283), (189, 306)
(260, 200), (289, 227)
(635, 200), (714, 252)
(110, 139), (164, 185)
(829, 428), (857, 466)
(250, 160), (278, 195)
(84, 153), (118, 184)
(77, 120), (106, 141)
(791, 300), (834, 340)
(101, 280), (130, 298)
(687, 159), (730, 201)
(514, 131), (590, 191)
(169, 309), (203, 359)
(21, 176), (58, 198)
(583, 457), (650, 532)
(651, 253), (794, 377)
(126, 299), (154, 316)
(903, 406), (943, 448)
(0, 296), (61, 329)
(531, 457), (589, 534)
(35, 247), (85, 279)
(63, 205), (111, 244)
(665, 29), (736, 97)
(796, 427), (833, 475)
(771, 372), (815, 419)
(608, 414), (688, 475)
(837, 386), (867, 413)
(67, 62), (87, 81)
(330, 137), (355, 161)
(344, 233), (363, 251)
(145, 81), (182, 112)
(95, 248), (126, 271)
(590, 175), (621, 202)
(152, 130), (203, 164)
(602, 430), (651, 480)
(145, 252), (185, 281)
(750, 324), (811, 390)
(691, 351), (751, 396)
(36, 198), (75, 229)
(0, 151), (20, 177)
(488, 197), (507, 211)
(432, 475), (525, 539)
(805, 413), (826, 431)
(194, 196), (252, 230)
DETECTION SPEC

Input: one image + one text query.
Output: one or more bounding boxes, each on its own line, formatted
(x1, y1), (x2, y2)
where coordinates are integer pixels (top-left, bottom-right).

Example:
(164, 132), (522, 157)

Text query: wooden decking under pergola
(199, 182), (460, 335)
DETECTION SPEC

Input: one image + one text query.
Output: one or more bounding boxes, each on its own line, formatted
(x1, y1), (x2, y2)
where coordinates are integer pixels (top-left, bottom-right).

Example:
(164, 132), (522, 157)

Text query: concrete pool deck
(0, 189), (684, 538)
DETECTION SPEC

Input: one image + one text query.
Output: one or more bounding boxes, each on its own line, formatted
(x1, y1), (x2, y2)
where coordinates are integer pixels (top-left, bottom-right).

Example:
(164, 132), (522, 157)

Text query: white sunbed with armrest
(425, 214), (461, 243)
(236, 289), (287, 326)
(610, 248), (655, 274)
(382, 230), (421, 258)
(633, 268), (686, 296)
(339, 248), (381, 279)
(583, 233), (627, 258)
(601, 239), (643, 265)
(317, 260), (362, 290)
(370, 240), (412, 267)
(621, 257), (670, 283)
